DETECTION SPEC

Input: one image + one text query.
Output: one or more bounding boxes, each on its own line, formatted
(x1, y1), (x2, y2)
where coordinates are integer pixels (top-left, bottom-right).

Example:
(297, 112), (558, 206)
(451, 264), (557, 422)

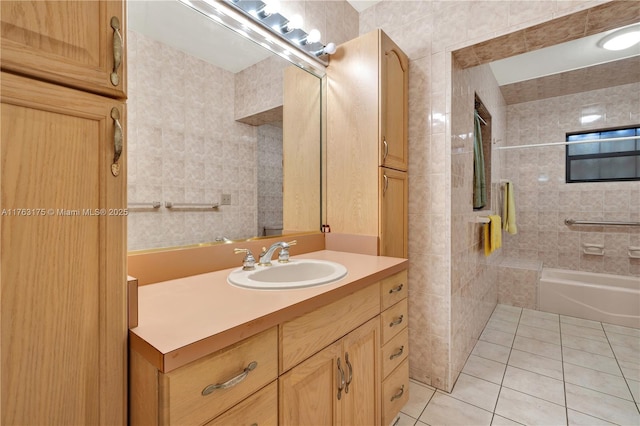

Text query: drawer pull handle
(345, 352), (353, 394)
(336, 357), (345, 401)
(390, 345), (404, 360)
(390, 384), (405, 402)
(389, 283), (404, 294)
(389, 315), (404, 327)
(110, 16), (123, 86)
(201, 361), (257, 396)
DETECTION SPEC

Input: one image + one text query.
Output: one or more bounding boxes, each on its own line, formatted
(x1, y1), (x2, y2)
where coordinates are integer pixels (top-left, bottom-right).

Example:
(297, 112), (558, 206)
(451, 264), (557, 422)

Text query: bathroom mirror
(126, 0), (323, 251)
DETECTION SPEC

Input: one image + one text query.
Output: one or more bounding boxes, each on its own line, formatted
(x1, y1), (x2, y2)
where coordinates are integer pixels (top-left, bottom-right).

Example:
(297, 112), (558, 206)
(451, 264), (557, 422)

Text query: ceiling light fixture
(598, 24), (640, 51)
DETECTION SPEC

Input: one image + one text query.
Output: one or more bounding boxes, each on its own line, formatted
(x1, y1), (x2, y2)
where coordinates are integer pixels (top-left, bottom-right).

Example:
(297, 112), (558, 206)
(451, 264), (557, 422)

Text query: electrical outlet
(221, 193), (232, 205)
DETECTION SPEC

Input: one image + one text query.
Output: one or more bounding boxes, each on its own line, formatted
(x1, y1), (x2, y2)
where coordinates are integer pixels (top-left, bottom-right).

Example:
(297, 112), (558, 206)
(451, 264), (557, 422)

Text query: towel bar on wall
(565, 218), (640, 227)
(164, 202), (219, 210)
(128, 201), (161, 209)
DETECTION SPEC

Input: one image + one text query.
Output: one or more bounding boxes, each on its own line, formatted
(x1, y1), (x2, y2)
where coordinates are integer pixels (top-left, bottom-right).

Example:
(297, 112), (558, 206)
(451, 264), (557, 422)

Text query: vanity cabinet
(327, 29), (408, 258)
(130, 266), (409, 426)
(1, 1), (127, 423)
(0, 0), (127, 98)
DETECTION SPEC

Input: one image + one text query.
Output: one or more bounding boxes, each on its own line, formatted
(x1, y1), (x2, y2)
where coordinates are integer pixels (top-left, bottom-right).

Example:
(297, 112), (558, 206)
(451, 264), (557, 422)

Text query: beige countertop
(129, 250), (407, 372)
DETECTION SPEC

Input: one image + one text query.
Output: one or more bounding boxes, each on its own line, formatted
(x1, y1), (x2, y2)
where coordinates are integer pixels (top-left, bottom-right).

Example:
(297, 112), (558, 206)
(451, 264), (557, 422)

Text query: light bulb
(262, 0), (280, 16)
(323, 42), (336, 55)
(285, 14), (303, 32)
(307, 29), (321, 44)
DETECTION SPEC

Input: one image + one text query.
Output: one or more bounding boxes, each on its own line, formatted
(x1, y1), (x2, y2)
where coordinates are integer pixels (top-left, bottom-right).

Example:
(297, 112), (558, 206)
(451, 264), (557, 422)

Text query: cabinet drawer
(380, 271), (408, 311)
(380, 299), (408, 345)
(280, 283), (380, 373)
(381, 359), (409, 426)
(205, 381), (277, 426)
(381, 327), (408, 379)
(161, 327), (278, 425)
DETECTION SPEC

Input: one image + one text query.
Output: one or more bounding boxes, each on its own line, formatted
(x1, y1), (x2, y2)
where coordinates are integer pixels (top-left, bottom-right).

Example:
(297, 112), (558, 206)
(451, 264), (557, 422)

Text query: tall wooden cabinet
(1, 1), (127, 424)
(327, 29), (408, 258)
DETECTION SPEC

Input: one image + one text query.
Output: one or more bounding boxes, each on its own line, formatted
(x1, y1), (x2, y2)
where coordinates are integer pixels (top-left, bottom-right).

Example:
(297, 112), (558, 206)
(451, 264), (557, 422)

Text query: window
(566, 126), (640, 183)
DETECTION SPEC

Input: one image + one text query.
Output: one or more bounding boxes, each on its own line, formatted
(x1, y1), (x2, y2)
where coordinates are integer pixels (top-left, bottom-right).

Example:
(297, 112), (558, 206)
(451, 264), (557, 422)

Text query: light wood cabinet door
(1, 0), (126, 99)
(342, 318), (380, 426)
(280, 341), (342, 426)
(281, 318), (381, 426)
(380, 168), (408, 258)
(1, 72), (126, 425)
(380, 33), (409, 171)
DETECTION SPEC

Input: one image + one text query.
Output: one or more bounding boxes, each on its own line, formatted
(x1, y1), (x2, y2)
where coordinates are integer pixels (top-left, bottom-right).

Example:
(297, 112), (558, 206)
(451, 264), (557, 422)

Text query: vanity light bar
(179, 0), (327, 77)
(224, 0), (328, 60)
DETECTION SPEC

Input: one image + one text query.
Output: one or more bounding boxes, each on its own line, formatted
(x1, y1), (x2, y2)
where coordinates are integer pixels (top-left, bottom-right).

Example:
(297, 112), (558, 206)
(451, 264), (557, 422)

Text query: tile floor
(398, 304), (640, 426)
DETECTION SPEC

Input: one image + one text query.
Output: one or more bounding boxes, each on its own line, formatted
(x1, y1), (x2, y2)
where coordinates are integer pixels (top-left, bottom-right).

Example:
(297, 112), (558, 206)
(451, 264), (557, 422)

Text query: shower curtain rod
(496, 135), (639, 151)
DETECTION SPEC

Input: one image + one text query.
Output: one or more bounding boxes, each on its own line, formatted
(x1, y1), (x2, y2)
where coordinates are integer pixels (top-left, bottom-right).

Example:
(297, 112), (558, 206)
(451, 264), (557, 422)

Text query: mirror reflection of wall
(126, 1), (358, 251)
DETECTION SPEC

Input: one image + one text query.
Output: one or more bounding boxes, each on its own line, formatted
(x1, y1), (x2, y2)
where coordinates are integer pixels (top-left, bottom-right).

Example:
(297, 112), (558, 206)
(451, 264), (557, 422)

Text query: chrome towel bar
(565, 218), (640, 227)
(128, 201), (161, 209)
(165, 202), (219, 210)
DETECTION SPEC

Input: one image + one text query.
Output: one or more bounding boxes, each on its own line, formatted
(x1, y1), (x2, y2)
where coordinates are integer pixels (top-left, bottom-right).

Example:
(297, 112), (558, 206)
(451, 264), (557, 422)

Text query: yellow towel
(503, 181), (517, 235)
(484, 215), (502, 256)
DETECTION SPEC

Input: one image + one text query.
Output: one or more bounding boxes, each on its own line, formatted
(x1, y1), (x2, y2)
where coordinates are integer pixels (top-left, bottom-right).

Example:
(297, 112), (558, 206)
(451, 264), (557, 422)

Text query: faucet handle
(278, 240), (297, 263)
(234, 248), (256, 270)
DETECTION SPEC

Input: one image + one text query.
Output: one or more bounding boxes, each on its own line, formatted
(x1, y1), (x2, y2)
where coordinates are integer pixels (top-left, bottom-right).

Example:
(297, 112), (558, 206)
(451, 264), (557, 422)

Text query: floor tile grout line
(414, 382), (437, 424)
(559, 310), (570, 426)
(489, 306), (523, 426)
(602, 322), (640, 413)
(562, 358), (626, 379)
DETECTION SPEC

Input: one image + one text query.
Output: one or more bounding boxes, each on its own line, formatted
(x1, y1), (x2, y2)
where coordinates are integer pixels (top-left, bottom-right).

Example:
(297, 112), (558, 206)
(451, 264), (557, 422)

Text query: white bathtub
(538, 268), (640, 329)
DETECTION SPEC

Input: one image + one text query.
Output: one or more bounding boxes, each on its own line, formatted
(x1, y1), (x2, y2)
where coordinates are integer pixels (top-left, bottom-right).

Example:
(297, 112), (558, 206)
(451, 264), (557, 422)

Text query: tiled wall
(127, 30), (259, 251)
(359, 0), (617, 392)
(502, 82), (640, 277)
(450, 60), (507, 389)
(235, 57), (287, 122)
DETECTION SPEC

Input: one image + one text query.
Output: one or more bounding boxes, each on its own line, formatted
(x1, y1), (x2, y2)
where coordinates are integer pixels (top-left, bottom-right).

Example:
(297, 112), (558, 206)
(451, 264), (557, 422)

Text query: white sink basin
(227, 259), (348, 290)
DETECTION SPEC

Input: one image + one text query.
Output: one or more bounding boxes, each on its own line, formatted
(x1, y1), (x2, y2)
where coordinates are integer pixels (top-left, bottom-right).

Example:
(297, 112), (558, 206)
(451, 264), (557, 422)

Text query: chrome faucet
(258, 240), (297, 266)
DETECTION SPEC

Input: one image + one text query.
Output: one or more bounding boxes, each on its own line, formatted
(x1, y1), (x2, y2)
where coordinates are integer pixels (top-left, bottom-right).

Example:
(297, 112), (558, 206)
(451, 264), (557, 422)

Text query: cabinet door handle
(389, 283), (404, 294)
(383, 174), (389, 195)
(111, 107), (123, 177)
(389, 315), (404, 327)
(344, 352), (353, 394)
(390, 384), (405, 401)
(110, 17), (123, 86)
(390, 345), (404, 360)
(383, 138), (389, 160)
(201, 361), (257, 396)
(336, 357), (345, 401)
